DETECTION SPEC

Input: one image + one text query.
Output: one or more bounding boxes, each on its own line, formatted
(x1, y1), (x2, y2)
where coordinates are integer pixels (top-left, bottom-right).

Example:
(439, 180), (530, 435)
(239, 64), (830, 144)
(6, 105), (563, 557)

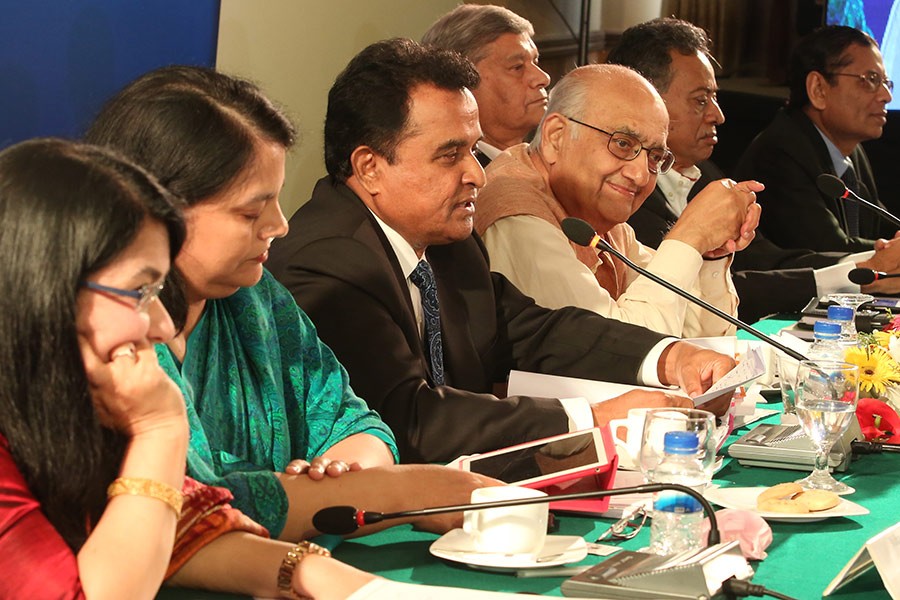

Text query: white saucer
(617, 451), (725, 474)
(705, 486), (870, 523)
(429, 529), (588, 571)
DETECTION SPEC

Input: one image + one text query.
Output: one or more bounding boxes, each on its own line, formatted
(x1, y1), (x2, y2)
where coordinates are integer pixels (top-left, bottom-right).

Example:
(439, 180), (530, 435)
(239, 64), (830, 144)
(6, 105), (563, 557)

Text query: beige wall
(217, 0), (458, 219)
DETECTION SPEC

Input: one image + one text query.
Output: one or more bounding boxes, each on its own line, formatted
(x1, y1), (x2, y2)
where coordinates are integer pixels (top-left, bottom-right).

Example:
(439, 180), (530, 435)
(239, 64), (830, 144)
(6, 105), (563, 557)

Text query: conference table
(161, 318), (898, 599)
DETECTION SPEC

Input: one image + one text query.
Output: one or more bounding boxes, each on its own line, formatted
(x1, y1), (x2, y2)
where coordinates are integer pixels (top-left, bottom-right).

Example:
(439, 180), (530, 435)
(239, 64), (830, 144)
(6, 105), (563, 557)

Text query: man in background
(422, 4), (550, 166)
(268, 39), (735, 464)
(735, 25), (895, 253)
(474, 63), (761, 338)
(608, 18), (900, 322)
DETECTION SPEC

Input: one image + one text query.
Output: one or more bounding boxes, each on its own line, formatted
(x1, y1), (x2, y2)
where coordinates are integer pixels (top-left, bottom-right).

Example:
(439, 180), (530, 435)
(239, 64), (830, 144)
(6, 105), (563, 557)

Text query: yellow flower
(844, 345), (900, 396)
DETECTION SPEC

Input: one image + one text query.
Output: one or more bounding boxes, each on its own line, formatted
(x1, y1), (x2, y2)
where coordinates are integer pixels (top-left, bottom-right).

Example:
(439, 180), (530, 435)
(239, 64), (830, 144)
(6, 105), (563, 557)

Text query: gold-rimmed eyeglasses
(594, 505), (649, 542)
(565, 116), (675, 175)
(827, 71), (894, 93)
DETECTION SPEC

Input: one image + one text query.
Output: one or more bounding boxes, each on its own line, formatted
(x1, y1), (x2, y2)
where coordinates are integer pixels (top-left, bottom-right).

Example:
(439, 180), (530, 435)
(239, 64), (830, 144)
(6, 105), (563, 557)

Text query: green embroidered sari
(158, 271), (397, 536)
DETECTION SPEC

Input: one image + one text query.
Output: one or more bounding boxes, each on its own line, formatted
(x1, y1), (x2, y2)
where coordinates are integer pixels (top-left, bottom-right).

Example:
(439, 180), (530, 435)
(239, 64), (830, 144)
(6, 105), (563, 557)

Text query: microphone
(561, 217), (808, 362)
(816, 173), (900, 229)
(313, 483), (721, 546)
(848, 267), (900, 285)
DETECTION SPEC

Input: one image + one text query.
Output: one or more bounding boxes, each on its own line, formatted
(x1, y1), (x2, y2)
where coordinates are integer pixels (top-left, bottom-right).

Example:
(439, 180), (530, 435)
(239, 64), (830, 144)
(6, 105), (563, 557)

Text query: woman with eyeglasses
(0, 138), (535, 600)
(85, 65), (494, 543)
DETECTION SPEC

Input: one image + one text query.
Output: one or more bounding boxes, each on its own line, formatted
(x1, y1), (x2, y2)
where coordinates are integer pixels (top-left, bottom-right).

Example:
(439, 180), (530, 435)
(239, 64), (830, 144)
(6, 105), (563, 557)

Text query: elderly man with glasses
(475, 64), (762, 337)
(736, 26), (896, 253)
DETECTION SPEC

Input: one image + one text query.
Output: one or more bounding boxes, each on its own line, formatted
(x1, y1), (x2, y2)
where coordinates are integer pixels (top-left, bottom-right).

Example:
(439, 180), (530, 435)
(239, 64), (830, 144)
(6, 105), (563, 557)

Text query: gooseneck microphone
(561, 217), (808, 362)
(313, 483), (721, 546)
(848, 268), (900, 285)
(816, 173), (900, 229)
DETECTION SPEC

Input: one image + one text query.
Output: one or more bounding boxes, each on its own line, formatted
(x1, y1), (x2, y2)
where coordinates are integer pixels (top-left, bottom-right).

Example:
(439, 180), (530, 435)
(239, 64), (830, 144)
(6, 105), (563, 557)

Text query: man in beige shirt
(475, 64), (763, 337)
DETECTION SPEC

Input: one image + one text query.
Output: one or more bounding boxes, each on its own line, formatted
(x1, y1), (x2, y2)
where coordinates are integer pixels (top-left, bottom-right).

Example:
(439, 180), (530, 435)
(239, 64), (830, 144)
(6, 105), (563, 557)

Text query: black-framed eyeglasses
(827, 71), (894, 93)
(565, 116), (675, 175)
(594, 505), (649, 542)
(82, 280), (165, 312)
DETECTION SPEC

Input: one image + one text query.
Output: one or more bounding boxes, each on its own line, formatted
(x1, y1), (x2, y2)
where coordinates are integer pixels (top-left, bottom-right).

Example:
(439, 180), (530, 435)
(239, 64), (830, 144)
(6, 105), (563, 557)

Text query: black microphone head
(561, 217), (597, 247)
(848, 268), (877, 285)
(313, 505), (360, 535)
(816, 173), (848, 198)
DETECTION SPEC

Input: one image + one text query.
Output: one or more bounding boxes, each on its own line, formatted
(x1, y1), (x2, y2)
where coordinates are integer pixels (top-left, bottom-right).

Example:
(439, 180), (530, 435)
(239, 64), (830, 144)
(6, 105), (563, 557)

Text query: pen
(515, 565), (590, 578)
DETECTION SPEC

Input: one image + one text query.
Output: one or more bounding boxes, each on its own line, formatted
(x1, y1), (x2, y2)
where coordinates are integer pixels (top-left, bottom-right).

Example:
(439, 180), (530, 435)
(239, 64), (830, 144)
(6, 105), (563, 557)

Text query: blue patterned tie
(841, 163), (860, 238)
(409, 260), (445, 385)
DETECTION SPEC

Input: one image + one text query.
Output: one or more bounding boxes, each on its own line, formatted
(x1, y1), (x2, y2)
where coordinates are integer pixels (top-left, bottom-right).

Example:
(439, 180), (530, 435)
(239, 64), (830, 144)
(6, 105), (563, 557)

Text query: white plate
(429, 530), (587, 571)
(705, 486), (870, 522)
(617, 451), (725, 474)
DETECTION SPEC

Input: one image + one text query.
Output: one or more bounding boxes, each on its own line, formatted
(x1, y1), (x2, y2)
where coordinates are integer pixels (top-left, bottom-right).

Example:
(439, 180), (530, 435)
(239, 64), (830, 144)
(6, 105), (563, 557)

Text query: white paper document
(507, 344), (766, 408)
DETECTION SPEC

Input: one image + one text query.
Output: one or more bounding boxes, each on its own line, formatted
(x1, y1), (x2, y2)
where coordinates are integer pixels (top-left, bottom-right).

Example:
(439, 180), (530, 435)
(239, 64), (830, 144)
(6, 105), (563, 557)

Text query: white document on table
(507, 345), (765, 408)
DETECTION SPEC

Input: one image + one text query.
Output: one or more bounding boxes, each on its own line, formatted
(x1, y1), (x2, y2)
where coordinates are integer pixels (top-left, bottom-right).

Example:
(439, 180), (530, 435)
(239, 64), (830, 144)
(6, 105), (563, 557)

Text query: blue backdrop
(0, 0), (220, 148)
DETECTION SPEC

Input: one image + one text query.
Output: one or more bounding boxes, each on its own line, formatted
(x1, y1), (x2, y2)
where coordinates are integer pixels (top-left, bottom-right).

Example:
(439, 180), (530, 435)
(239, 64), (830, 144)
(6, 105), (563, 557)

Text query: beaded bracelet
(277, 541), (332, 600)
(107, 477), (183, 517)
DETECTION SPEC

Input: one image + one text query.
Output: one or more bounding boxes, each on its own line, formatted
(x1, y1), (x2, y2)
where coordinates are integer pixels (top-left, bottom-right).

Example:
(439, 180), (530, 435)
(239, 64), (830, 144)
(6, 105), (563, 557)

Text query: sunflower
(844, 345), (900, 396)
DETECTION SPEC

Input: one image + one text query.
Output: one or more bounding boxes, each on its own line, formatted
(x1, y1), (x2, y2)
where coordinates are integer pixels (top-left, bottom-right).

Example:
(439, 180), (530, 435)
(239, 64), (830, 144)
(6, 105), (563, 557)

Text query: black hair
(0, 138), (185, 550)
(606, 17), (713, 93)
(788, 25), (878, 108)
(86, 65), (295, 330)
(324, 38), (480, 181)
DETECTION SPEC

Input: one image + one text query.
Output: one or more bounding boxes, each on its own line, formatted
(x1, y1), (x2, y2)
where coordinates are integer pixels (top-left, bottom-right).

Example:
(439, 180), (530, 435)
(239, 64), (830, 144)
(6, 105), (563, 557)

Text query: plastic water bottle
(827, 305), (857, 347)
(647, 431), (708, 555)
(808, 320), (844, 361)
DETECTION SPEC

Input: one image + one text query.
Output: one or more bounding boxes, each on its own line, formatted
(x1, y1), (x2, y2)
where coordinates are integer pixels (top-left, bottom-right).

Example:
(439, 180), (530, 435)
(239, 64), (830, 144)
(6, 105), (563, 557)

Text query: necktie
(841, 163), (861, 238)
(409, 260), (445, 385)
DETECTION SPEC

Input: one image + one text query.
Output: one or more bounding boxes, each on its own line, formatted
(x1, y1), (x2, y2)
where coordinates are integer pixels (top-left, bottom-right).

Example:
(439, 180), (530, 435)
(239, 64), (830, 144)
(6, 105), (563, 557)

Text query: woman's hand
(284, 457), (362, 481)
(79, 335), (186, 438)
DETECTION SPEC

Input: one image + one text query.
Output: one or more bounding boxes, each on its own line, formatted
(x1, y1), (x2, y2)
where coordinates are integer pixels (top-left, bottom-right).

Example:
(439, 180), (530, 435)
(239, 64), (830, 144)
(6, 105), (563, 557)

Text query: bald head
(532, 64), (667, 150)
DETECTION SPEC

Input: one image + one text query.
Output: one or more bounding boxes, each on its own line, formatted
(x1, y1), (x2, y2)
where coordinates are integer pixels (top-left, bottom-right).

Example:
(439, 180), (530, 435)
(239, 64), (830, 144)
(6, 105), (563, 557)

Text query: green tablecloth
(163, 317), (897, 599)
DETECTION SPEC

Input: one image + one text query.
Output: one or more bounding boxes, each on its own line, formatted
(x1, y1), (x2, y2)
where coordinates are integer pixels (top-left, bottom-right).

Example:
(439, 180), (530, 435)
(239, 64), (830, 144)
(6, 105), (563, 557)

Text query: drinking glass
(776, 354), (800, 416)
(638, 408), (717, 485)
(794, 360), (859, 494)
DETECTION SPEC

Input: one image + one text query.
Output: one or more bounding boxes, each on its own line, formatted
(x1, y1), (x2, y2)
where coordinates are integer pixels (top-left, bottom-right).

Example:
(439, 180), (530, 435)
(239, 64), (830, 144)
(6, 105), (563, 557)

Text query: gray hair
(422, 4), (534, 64)
(529, 65), (607, 149)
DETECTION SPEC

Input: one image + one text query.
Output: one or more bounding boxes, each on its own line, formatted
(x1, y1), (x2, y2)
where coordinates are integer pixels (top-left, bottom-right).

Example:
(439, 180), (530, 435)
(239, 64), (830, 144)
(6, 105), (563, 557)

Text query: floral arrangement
(842, 316), (900, 443)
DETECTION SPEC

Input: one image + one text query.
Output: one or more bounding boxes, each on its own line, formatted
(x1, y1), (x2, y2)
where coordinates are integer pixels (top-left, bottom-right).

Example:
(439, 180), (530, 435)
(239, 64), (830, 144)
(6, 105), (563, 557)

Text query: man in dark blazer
(735, 26), (895, 253)
(608, 18), (900, 322)
(422, 4), (550, 168)
(268, 39), (735, 463)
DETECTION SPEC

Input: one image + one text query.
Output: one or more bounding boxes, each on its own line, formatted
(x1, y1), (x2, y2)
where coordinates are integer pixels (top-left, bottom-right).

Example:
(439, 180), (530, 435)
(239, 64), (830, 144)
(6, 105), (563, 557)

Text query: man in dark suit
(608, 18), (900, 322)
(735, 25), (896, 253)
(422, 4), (550, 167)
(268, 38), (735, 463)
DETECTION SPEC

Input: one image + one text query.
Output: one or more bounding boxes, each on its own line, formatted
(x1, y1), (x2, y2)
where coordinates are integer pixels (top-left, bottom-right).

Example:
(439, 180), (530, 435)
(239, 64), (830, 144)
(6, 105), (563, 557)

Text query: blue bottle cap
(826, 305), (853, 321)
(663, 430), (700, 454)
(813, 320), (841, 336)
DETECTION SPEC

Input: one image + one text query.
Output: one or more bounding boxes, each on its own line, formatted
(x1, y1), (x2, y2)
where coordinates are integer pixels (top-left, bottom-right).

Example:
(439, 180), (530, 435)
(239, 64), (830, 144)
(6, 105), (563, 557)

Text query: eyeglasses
(83, 280), (165, 312)
(827, 71), (894, 93)
(594, 505), (649, 542)
(565, 116), (675, 174)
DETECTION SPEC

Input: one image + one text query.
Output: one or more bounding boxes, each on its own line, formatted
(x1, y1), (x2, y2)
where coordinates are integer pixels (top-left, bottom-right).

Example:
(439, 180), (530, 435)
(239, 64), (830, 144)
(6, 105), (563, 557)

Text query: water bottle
(826, 305), (857, 347)
(808, 320), (844, 361)
(647, 431), (708, 555)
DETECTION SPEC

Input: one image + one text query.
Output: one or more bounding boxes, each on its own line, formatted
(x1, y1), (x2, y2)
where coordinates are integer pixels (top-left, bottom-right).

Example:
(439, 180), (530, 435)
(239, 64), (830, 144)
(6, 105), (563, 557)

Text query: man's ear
(806, 71), (830, 111)
(541, 113), (568, 164)
(349, 146), (381, 195)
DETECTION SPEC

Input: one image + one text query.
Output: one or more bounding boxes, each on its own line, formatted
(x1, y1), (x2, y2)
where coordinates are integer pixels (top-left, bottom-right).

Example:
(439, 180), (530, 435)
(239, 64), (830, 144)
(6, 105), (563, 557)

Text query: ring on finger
(110, 343), (137, 361)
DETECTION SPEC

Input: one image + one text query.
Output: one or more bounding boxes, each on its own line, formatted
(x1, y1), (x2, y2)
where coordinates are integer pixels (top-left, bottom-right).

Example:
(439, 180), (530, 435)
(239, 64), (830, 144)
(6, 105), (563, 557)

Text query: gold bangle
(277, 541), (331, 600)
(107, 477), (183, 517)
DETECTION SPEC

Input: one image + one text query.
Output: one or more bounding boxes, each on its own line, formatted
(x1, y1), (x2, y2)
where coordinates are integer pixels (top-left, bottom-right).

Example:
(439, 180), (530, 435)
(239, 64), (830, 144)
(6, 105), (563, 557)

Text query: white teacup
(608, 407), (653, 466)
(462, 486), (548, 555)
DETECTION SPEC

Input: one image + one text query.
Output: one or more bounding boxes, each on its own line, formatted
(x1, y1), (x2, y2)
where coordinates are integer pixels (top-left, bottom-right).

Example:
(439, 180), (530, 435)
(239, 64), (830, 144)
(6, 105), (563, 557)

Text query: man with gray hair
(474, 64), (763, 337)
(422, 4), (550, 165)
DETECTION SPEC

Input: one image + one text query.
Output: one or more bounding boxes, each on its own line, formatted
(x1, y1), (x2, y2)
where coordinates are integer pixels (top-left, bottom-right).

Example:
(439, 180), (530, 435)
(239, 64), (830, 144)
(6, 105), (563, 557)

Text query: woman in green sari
(86, 66), (491, 542)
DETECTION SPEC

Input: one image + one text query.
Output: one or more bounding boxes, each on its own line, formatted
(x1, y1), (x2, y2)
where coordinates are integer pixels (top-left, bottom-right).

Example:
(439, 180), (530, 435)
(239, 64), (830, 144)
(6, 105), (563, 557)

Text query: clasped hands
(667, 179), (765, 259)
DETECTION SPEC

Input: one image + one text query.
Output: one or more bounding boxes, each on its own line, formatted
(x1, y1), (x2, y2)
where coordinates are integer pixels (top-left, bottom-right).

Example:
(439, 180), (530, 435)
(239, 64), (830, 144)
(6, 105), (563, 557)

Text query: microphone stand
(816, 173), (900, 229)
(570, 222), (808, 362)
(314, 483), (721, 546)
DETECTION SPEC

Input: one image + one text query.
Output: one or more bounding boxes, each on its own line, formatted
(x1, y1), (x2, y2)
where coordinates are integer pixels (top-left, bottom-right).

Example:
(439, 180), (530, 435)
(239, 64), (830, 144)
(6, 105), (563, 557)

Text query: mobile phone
(459, 429), (608, 486)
